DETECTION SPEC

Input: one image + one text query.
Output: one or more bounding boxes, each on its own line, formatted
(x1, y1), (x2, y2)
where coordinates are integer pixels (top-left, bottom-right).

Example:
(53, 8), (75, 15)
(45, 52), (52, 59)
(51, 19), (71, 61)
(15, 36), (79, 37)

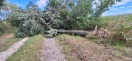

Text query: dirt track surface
(40, 38), (66, 61)
(0, 38), (28, 61)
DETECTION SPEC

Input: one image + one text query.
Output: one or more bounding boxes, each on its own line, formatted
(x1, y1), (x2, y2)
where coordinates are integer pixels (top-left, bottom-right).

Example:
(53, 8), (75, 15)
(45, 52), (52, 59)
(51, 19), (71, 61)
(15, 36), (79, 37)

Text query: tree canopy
(10, 0), (121, 37)
(0, 0), (5, 6)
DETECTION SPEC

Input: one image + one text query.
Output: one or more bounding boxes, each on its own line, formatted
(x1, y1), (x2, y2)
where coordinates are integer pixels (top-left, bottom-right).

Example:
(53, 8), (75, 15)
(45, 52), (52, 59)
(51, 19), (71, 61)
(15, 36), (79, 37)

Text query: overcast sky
(8, 0), (132, 16)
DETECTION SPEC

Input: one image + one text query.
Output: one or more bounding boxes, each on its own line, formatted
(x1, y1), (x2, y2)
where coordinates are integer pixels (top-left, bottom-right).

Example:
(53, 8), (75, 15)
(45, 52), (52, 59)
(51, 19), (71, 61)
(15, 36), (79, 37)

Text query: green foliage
(10, 19), (22, 27)
(13, 1), (43, 37)
(114, 20), (132, 42)
(0, 26), (4, 35)
(102, 14), (132, 47)
(15, 19), (42, 37)
(42, 0), (121, 30)
(68, 0), (93, 29)
(42, 0), (65, 29)
(117, 23), (132, 46)
(0, 21), (11, 34)
(11, 0), (121, 37)
(0, 2), (20, 35)
(0, 0), (5, 7)
(44, 28), (58, 38)
(111, 40), (125, 47)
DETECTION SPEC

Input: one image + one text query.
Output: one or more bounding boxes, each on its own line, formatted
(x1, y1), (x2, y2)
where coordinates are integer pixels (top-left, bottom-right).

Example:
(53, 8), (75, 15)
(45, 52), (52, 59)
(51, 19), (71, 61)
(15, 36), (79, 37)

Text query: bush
(10, 19), (23, 28)
(102, 17), (132, 47)
(114, 22), (132, 46)
(15, 32), (26, 38)
(0, 26), (4, 35)
(108, 31), (132, 47)
(15, 19), (42, 38)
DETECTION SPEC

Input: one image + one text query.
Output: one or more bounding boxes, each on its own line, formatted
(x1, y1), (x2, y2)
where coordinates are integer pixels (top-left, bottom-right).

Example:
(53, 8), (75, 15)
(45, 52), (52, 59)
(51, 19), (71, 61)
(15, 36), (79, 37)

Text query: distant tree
(0, 3), (20, 21)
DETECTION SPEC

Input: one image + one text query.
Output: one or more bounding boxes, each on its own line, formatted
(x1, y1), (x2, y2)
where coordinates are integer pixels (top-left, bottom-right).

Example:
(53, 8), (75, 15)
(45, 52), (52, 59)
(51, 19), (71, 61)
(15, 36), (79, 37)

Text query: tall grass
(0, 21), (17, 35)
(101, 14), (132, 46)
(101, 14), (132, 30)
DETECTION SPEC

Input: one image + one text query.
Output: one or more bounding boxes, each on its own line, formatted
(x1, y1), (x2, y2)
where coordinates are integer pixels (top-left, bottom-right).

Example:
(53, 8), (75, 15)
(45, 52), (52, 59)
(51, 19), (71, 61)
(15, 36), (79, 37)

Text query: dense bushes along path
(0, 38), (28, 61)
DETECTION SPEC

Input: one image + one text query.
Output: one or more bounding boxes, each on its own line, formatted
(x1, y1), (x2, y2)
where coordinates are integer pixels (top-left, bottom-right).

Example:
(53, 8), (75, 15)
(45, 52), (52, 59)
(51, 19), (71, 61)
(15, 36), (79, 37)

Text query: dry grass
(6, 35), (44, 61)
(100, 14), (132, 47)
(56, 34), (132, 61)
(0, 34), (21, 52)
(0, 34), (13, 42)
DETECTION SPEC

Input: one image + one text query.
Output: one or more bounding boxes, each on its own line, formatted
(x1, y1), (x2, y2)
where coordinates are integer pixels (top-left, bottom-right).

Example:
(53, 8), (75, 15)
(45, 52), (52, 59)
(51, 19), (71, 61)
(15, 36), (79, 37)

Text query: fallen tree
(58, 30), (88, 36)
(10, 1), (122, 38)
(45, 29), (88, 38)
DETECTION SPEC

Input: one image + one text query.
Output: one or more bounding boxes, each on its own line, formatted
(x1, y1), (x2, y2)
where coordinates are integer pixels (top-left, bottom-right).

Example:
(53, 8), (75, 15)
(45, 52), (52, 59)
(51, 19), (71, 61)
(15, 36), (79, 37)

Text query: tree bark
(57, 30), (88, 37)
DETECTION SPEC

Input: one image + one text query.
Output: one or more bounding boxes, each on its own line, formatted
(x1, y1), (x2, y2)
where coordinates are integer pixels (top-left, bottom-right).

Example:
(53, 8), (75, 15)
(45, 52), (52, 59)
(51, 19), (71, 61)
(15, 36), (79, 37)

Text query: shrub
(15, 19), (42, 38)
(0, 26), (4, 35)
(10, 19), (23, 28)
(114, 22), (132, 46)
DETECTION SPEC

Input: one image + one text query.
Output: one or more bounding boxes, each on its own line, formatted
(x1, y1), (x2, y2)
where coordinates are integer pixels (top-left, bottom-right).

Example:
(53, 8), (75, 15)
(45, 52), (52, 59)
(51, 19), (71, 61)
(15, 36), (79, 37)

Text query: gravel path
(0, 37), (28, 61)
(40, 38), (66, 61)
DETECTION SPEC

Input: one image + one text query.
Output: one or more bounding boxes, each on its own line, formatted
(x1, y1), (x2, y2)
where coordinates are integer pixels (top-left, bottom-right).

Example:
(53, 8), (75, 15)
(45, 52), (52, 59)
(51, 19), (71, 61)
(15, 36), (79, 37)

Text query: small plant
(111, 40), (125, 47)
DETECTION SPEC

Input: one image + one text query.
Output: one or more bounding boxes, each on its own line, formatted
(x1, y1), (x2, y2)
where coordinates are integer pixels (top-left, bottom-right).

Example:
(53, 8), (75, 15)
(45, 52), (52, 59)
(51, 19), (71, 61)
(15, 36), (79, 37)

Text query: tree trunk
(57, 30), (88, 37)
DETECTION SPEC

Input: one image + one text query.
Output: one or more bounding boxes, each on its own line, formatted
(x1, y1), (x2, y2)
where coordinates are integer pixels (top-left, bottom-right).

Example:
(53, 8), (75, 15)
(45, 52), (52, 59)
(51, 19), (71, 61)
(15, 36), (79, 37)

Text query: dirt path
(40, 38), (66, 61)
(0, 37), (28, 61)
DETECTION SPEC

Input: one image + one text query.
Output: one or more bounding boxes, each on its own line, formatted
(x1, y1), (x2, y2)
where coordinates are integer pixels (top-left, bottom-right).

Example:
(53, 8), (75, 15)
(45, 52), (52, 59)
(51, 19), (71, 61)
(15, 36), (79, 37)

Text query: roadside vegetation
(100, 14), (132, 47)
(55, 14), (132, 60)
(0, 34), (21, 52)
(6, 35), (43, 61)
(5, 0), (121, 38)
(0, 0), (132, 61)
(56, 34), (132, 61)
(0, 22), (17, 36)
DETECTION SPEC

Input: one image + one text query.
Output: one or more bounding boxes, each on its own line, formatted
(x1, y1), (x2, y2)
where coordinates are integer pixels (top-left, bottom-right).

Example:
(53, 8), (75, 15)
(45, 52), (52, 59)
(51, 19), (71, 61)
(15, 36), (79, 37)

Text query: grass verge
(0, 36), (21, 52)
(6, 35), (43, 61)
(55, 34), (88, 61)
(56, 34), (132, 61)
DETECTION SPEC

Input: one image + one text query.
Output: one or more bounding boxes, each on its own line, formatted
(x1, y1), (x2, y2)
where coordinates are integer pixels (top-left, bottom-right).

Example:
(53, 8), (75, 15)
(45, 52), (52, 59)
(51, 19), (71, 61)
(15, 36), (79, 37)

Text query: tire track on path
(0, 37), (28, 61)
(40, 38), (66, 61)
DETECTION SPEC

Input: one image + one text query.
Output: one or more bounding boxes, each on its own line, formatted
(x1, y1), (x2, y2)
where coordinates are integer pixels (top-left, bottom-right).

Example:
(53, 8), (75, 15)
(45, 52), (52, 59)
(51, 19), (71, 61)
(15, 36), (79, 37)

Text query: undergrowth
(100, 14), (132, 47)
